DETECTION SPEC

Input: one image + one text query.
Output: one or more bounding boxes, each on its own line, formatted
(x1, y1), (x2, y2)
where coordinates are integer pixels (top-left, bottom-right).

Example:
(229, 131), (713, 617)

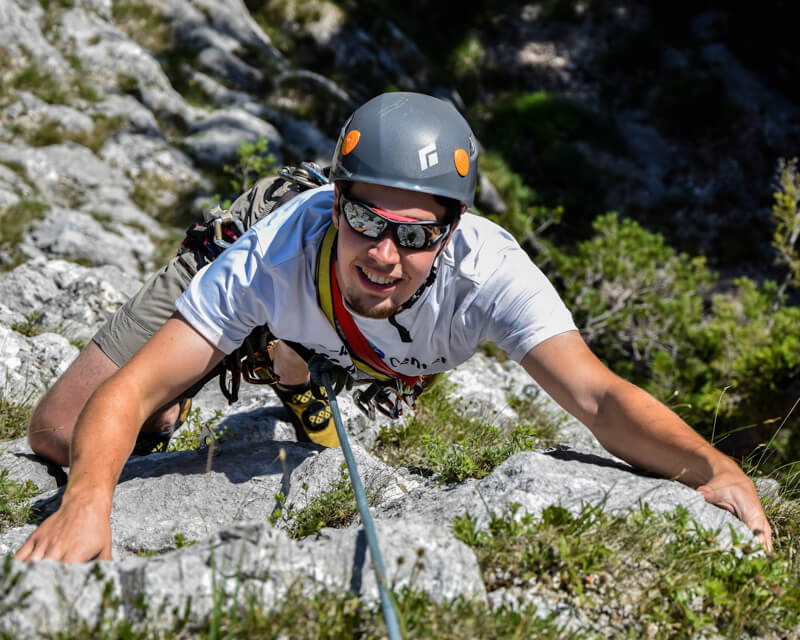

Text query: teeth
(361, 268), (397, 285)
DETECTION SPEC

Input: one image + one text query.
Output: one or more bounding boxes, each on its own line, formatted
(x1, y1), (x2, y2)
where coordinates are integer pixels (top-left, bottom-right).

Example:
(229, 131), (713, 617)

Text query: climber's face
(332, 181), (452, 319)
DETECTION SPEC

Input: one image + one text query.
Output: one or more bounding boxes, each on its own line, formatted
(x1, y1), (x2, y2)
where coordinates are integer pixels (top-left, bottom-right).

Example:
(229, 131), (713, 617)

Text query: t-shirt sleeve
(175, 229), (273, 354)
(479, 247), (577, 363)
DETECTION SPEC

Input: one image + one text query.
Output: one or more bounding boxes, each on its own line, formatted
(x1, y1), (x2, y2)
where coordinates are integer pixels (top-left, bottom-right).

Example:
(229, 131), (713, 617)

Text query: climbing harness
(309, 357), (402, 640)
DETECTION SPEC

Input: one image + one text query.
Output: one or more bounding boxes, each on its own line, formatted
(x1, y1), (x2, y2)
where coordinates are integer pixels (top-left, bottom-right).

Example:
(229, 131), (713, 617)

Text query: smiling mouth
(358, 266), (399, 286)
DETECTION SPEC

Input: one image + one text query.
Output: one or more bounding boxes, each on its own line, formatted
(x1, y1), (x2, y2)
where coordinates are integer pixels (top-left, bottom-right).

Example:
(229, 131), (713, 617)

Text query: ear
(331, 183), (340, 230)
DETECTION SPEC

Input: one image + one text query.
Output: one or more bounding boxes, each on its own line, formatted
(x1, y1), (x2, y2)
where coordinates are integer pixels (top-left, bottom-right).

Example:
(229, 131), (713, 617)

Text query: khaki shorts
(93, 253), (199, 367)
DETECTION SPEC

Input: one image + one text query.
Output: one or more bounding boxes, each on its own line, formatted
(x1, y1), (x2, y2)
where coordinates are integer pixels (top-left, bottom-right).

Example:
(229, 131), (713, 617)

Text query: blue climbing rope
(318, 369), (402, 640)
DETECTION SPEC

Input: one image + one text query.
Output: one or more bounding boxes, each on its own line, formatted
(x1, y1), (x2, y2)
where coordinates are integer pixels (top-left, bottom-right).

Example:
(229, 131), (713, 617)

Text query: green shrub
(545, 209), (800, 463)
(547, 212), (715, 381)
(772, 157), (800, 294)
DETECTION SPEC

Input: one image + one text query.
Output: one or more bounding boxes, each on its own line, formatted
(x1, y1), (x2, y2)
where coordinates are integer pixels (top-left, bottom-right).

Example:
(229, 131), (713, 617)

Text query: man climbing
(16, 92), (772, 562)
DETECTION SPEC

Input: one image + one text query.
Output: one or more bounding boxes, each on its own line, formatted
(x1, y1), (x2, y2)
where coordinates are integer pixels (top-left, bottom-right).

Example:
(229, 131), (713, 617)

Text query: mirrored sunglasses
(339, 193), (451, 250)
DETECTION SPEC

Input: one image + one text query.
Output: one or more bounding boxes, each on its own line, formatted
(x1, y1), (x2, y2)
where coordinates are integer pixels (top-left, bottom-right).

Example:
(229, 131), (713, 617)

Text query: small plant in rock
(11, 311), (43, 338)
(167, 408), (228, 452)
(423, 422), (552, 484)
(0, 469), (40, 533)
(0, 392), (33, 442)
(282, 473), (380, 539)
(223, 137), (278, 195)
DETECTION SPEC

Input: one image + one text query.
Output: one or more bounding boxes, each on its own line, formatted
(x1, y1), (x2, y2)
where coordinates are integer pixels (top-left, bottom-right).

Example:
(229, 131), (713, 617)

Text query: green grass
(10, 65), (68, 105)
(0, 469), (39, 533)
(36, 582), (569, 639)
(372, 378), (560, 482)
(111, 1), (170, 52)
(18, 115), (124, 152)
(453, 502), (800, 638)
(0, 199), (49, 272)
(0, 383), (34, 442)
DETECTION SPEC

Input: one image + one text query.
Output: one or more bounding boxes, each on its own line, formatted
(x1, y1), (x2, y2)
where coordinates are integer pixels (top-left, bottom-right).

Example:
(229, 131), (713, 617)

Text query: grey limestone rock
(167, 0), (288, 71)
(376, 448), (754, 546)
(0, 258), (140, 343)
(24, 208), (155, 275)
(0, 324), (77, 401)
(183, 108), (283, 167)
(0, 347), (761, 637)
(0, 142), (147, 227)
(59, 7), (200, 124)
(0, 519), (483, 637)
(0, 1), (70, 76)
(2, 92), (95, 138)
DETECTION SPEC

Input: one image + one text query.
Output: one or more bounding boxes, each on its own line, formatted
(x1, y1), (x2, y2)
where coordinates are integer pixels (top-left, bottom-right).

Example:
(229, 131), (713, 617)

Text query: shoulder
(440, 213), (532, 282)
(248, 184), (334, 261)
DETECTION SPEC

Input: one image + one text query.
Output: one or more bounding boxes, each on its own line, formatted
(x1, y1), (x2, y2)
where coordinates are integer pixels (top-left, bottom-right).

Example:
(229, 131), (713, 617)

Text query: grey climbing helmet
(330, 92), (478, 209)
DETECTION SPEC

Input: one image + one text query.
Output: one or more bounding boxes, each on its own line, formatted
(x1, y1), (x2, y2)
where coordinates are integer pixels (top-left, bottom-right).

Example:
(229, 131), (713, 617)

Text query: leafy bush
(547, 212), (715, 381)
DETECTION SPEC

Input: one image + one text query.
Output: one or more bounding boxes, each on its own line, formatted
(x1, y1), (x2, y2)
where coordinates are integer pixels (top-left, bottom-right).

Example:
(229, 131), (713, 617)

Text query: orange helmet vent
(342, 130), (361, 155)
(454, 148), (469, 176)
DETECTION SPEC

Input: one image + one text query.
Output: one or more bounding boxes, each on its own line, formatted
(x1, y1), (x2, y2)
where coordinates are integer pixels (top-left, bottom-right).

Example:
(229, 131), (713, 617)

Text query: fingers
(696, 482), (774, 551)
(14, 505), (112, 563)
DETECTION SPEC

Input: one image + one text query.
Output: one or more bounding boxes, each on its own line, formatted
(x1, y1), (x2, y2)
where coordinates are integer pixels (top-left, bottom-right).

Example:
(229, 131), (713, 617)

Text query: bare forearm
(65, 381), (143, 504)
(591, 378), (737, 487)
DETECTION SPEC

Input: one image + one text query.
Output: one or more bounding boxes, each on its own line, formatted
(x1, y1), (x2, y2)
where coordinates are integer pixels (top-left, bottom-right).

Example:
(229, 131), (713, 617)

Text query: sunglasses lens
(396, 224), (428, 249)
(343, 200), (386, 238)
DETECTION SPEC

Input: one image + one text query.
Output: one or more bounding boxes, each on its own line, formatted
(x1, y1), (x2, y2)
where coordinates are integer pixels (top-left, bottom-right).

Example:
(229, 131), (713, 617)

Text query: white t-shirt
(176, 185), (576, 379)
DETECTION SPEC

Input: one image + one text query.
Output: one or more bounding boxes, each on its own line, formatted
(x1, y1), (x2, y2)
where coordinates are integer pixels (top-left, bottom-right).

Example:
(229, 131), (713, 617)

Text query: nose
(370, 231), (401, 264)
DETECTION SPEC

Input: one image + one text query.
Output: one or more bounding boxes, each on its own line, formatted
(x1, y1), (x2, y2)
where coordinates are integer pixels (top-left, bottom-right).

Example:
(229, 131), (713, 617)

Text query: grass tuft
(273, 472), (381, 539)
(0, 393), (32, 442)
(373, 378), (560, 482)
(0, 469), (40, 533)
